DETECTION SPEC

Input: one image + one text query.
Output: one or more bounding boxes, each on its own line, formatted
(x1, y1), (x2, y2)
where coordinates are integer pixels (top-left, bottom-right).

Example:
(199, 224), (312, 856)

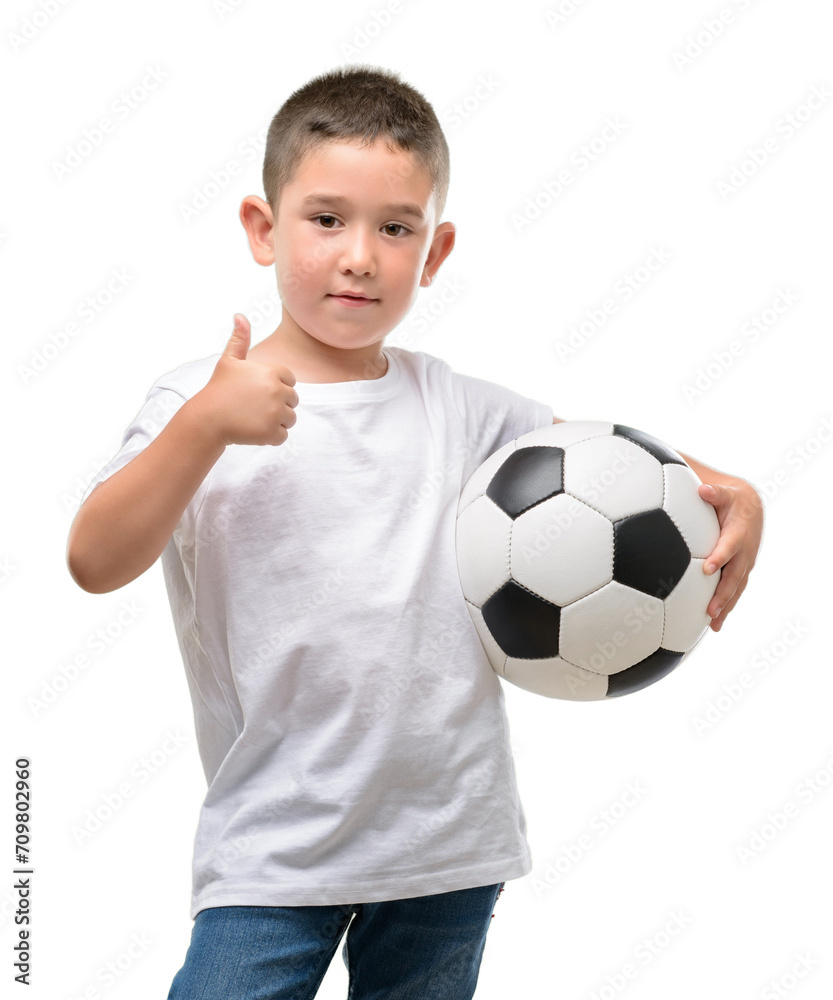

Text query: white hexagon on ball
(514, 420), (614, 450)
(510, 494), (613, 606)
(560, 581), (665, 675)
(662, 463), (721, 559)
(455, 495), (512, 608)
(564, 436), (664, 520)
(503, 654), (608, 701)
(663, 558), (720, 652)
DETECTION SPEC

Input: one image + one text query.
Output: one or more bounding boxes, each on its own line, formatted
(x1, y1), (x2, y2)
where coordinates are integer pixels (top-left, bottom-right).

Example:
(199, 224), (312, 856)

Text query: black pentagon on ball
(486, 446), (565, 518)
(613, 509), (690, 599)
(605, 648), (685, 697)
(481, 580), (561, 658)
(613, 424), (687, 466)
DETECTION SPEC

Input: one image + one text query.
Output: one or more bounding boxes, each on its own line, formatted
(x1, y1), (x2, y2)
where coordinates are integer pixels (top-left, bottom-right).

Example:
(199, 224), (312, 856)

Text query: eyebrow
(300, 192), (426, 221)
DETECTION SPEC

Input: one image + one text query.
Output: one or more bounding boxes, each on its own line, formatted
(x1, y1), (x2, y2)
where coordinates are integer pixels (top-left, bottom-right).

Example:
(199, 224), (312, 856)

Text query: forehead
(288, 138), (435, 217)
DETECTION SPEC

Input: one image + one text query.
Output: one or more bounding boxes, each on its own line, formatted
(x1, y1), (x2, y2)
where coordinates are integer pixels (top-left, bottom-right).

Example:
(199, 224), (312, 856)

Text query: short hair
(262, 64), (449, 225)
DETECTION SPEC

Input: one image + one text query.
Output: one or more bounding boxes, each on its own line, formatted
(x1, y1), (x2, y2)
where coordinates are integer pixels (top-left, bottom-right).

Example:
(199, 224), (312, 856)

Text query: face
(267, 138), (454, 359)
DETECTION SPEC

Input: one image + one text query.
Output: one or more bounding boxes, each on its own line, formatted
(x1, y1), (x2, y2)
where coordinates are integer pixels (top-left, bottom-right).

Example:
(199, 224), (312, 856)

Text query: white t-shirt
(82, 345), (553, 916)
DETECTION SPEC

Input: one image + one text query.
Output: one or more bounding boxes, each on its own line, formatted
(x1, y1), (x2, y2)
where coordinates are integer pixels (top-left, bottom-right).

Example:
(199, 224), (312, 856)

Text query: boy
(66, 64), (763, 999)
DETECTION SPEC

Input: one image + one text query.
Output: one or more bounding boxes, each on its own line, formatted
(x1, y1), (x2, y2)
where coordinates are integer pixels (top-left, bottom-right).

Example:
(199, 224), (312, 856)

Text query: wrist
(182, 389), (229, 453)
(731, 477), (765, 520)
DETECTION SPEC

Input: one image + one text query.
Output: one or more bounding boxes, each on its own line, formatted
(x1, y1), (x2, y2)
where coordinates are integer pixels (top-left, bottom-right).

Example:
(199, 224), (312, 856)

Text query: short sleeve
(79, 384), (188, 506)
(446, 368), (554, 484)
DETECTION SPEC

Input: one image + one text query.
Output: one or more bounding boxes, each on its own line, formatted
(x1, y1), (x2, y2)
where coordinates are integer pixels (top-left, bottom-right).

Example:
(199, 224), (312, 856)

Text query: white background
(3, 0), (831, 997)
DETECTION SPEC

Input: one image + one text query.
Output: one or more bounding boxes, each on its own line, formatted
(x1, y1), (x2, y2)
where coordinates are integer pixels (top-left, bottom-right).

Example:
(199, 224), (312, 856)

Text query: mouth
(328, 293), (377, 307)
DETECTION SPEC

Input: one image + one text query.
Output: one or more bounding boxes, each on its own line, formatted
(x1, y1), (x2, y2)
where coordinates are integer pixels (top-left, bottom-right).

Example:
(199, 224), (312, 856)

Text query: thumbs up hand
(190, 314), (300, 447)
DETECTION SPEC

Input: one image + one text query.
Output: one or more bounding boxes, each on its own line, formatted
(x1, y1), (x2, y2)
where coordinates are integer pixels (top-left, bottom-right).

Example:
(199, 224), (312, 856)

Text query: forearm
(678, 452), (745, 488)
(555, 414), (747, 489)
(67, 397), (226, 594)
(553, 415), (756, 496)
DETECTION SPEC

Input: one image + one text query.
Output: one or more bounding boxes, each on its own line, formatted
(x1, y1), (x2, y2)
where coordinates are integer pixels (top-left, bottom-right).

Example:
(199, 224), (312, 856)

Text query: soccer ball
(455, 421), (721, 700)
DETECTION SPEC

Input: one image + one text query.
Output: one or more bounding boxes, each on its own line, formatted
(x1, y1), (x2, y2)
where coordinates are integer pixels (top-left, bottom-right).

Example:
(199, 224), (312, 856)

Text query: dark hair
(262, 64), (449, 224)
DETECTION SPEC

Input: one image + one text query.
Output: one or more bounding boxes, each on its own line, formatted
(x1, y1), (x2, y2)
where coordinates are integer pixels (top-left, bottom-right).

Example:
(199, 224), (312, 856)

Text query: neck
(247, 317), (388, 383)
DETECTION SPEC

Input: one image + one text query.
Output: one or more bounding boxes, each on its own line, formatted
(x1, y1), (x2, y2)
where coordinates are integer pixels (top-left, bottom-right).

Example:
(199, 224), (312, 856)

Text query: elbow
(66, 520), (112, 594)
(66, 538), (146, 595)
(66, 545), (108, 594)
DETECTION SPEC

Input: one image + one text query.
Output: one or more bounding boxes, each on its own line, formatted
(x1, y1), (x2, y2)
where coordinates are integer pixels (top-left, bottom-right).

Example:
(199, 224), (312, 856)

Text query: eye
(383, 223), (410, 237)
(313, 214), (340, 229)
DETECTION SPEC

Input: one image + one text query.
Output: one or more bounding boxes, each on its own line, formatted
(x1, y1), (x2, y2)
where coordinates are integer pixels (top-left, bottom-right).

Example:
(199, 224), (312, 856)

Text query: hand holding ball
(455, 421), (721, 700)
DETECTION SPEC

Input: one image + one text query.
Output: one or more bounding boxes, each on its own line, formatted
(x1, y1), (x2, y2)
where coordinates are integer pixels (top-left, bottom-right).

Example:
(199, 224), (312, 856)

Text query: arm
(66, 401), (226, 594)
(551, 417), (764, 631)
(67, 314), (299, 595)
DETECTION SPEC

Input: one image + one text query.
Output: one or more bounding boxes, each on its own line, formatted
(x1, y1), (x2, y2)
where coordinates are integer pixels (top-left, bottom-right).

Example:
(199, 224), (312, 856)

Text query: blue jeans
(166, 881), (506, 999)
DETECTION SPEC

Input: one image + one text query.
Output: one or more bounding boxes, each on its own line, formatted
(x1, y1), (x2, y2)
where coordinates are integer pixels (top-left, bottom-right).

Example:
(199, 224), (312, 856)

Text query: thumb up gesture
(192, 314), (299, 447)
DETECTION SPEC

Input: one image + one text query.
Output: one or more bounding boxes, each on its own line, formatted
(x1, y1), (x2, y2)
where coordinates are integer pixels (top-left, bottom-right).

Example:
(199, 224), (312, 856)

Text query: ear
(239, 195), (276, 267)
(420, 222), (456, 287)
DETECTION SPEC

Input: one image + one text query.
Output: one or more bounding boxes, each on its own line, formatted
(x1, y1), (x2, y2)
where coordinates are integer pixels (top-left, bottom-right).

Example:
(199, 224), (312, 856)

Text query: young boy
(66, 64), (763, 999)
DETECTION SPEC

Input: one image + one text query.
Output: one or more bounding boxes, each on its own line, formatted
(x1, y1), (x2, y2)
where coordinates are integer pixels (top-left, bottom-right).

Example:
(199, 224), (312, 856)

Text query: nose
(338, 225), (375, 276)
